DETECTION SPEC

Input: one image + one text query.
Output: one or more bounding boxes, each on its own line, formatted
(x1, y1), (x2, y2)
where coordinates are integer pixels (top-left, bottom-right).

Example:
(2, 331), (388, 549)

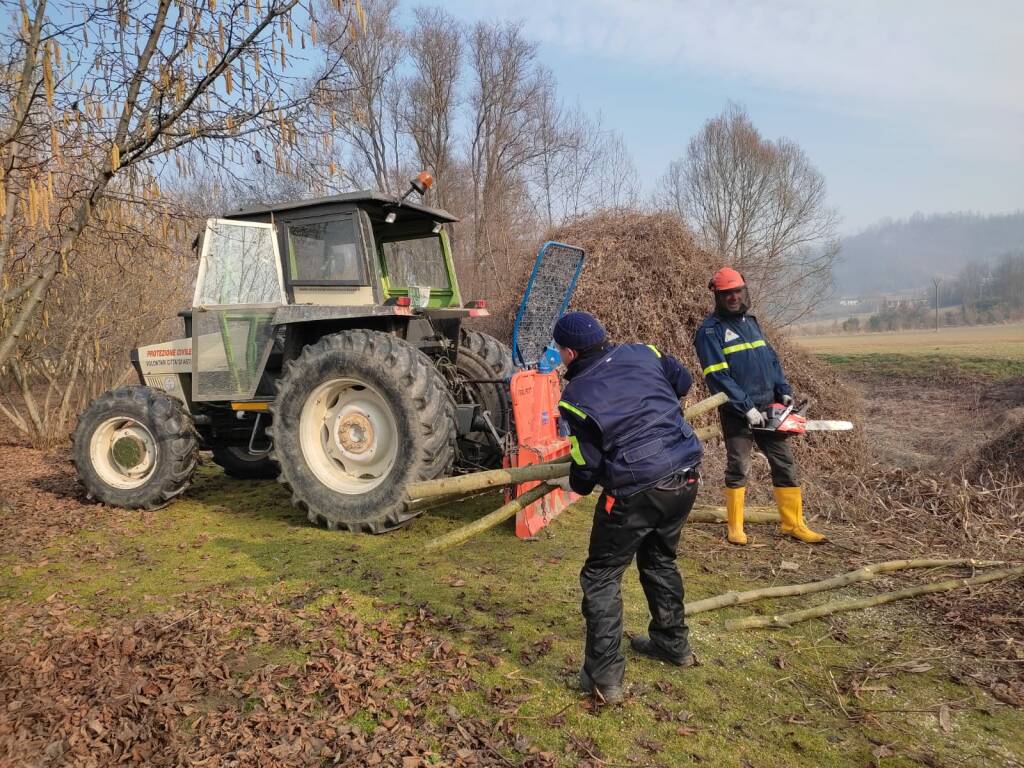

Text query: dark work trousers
(720, 409), (798, 488)
(580, 468), (699, 688)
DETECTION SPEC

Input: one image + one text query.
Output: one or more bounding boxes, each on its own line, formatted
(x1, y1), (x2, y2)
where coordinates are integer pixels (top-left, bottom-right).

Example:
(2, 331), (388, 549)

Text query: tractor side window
(195, 221), (283, 306)
(381, 236), (450, 290)
(287, 217), (365, 284)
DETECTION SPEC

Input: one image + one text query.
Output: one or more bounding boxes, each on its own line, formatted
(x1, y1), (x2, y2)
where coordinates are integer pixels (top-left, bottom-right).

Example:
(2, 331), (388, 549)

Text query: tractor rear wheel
(454, 330), (515, 469)
(72, 386), (198, 509)
(269, 330), (456, 533)
(211, 446), (279, 479)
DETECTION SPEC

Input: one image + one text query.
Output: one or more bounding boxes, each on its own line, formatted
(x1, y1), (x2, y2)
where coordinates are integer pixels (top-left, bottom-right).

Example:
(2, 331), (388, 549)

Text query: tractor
(72, 174), (582, 534)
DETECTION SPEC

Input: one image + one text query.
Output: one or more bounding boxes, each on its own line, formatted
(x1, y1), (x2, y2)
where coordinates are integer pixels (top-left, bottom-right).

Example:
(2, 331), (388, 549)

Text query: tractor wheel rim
(299, 378), (399, 495)
(89, 417), (158, 490)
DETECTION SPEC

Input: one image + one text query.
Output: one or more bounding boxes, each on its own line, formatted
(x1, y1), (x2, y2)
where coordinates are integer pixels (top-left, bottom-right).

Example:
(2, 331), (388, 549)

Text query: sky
(439, 0), (1024, 235)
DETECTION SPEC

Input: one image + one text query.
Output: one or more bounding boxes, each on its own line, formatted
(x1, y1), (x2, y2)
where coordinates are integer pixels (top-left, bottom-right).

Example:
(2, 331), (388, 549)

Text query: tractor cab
(210, 176), (462, 310)
(181, 176), (476, 405)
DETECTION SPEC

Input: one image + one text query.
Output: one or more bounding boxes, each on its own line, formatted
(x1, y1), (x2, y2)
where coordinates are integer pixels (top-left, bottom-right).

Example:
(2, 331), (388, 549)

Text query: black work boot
(579, 667), (624, 705)
(630, 635), (695, 667)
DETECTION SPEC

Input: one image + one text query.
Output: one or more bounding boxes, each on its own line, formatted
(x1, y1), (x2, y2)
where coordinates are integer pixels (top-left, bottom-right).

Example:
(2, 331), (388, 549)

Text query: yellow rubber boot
(724, 487), (747, 545)
(774, 487), (826, 543)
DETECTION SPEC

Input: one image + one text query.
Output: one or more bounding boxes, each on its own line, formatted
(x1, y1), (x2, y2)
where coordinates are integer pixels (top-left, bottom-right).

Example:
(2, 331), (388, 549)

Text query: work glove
(550, 475), (573, 493)
(780, 395), (794, 406)
(745, 407), (766, 428)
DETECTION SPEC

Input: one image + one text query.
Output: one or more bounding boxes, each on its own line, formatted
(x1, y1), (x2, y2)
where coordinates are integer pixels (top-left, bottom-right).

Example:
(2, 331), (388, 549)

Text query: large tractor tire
(268, 330), (456, 533)
(72, 386), (198, 509)
(211, 446), (279, 479)
(453, 330), (515, 470)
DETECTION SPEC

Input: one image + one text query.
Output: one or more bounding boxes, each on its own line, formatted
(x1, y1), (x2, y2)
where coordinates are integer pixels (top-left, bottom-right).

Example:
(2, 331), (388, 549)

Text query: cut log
(407, 462), (570, 501)
(421, 498), (779, 554)
(725, 564), (1024, 630)
(405, 489), (495, 513)
(683, 392), (728, 420)
(688, 505), (778, 524)
(687, 558), (1003, 616)
(424, 482), (557, 552)
(694, 425), (722, 442)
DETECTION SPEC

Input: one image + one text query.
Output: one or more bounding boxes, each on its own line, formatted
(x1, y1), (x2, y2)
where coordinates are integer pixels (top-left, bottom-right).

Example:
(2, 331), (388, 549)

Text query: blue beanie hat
(552, 311), (606, 351)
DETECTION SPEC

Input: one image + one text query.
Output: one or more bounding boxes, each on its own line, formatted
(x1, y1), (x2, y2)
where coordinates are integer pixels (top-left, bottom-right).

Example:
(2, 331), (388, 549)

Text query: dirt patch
(848, 375), (1024, 477)
(849, 378), (973, 471)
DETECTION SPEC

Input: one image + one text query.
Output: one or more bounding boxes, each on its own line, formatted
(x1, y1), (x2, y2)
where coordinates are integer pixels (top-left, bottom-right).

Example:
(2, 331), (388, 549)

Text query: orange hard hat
(709, 267), (746, 291)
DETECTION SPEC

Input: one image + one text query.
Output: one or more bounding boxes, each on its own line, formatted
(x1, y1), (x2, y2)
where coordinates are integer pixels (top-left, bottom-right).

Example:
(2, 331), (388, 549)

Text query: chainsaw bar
(803, 420), (854, 431)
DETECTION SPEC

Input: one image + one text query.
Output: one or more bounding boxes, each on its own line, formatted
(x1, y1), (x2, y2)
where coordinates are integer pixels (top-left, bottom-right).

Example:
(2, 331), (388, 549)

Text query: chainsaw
(754, 400), (853, 433)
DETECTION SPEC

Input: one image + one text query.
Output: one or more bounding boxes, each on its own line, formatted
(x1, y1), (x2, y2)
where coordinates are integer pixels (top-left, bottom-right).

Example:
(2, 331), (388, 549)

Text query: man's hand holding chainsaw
(694, 268), (826, 545)
(745, 407), (766, 428)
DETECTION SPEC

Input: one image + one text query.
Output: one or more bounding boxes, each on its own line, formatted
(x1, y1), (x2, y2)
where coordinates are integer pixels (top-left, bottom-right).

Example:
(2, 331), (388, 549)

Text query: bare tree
(658, 103), (839, 325)
(554, 106), (607, 222)
(403, 5), (461, 209)
(321, 0), (403, 192)
(527, 69), (571, 228)
(0, 0), (349, 442)
(589, 128), (640, 211)
(654, 157), (687, 219)
(467, 20), (545, 276)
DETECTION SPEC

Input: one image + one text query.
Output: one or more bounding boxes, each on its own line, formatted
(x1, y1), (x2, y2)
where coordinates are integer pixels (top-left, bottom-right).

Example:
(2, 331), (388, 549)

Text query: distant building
(879, 293), (927, 310)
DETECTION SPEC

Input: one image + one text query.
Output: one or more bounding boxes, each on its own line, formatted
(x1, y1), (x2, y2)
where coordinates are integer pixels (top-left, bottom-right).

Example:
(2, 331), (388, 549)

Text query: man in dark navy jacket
(694, 267), (825, 545)
(554, 311), (703, 705)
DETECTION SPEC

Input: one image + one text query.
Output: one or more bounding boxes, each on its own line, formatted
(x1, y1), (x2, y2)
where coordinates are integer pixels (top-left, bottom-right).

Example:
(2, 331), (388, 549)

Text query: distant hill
(835, 212), (1024, 295)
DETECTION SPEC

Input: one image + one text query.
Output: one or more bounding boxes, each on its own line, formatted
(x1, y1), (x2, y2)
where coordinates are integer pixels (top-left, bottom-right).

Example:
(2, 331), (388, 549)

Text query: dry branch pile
(828, 466), (1024, 554)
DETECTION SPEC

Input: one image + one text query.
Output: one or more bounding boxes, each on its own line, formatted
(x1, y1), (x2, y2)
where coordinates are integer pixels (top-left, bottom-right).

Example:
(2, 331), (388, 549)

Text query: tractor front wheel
(72, 386), (198, 509)
(269, 330), (456, 533)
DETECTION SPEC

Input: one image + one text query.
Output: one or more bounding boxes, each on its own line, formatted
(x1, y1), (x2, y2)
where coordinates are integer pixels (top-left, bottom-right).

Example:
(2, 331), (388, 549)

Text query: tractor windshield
(194, 220), (284, 306)
(380, 234), (450, 290)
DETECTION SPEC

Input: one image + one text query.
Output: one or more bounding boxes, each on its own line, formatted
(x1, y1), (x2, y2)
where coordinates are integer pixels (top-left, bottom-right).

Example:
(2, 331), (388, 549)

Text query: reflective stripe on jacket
(557, 343), (703, 497)
(694, 312), (792, 416)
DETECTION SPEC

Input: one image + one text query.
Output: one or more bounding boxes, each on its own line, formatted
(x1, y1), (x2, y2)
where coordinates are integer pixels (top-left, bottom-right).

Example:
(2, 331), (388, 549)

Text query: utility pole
(933, 277), (941, 332)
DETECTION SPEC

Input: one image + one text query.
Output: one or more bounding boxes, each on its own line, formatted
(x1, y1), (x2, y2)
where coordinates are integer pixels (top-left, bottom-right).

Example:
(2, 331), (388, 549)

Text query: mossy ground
(2, 464), (1021, 767)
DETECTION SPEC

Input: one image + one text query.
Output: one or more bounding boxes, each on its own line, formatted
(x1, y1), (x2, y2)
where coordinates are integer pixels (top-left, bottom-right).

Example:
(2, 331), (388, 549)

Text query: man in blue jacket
(554, 311), (703, 705)
(694, 267), (825, 546)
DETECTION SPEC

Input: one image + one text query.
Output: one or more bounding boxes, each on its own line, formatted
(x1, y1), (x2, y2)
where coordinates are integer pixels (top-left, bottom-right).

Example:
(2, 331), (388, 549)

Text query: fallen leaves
(0, 590), (535, 766)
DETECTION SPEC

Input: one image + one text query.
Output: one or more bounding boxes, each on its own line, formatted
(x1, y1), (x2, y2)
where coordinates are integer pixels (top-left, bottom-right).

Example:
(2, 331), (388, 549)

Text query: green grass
(2, 465), (1022, 766)
(820, 352), (1024, 381)
(793, 322), (1024, 360)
